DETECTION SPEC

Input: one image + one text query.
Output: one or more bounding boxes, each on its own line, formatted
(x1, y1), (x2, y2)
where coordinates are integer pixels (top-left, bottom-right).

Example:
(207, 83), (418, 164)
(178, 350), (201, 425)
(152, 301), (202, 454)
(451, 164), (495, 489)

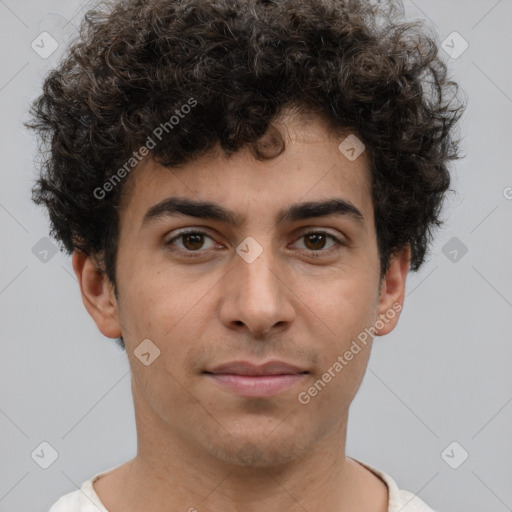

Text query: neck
(95, 382), (388, 512)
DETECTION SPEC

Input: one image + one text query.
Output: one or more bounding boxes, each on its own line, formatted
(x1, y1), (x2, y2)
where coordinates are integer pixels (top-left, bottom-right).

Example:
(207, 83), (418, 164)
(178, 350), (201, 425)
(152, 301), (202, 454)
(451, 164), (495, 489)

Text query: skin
(72, 111), (410, 512)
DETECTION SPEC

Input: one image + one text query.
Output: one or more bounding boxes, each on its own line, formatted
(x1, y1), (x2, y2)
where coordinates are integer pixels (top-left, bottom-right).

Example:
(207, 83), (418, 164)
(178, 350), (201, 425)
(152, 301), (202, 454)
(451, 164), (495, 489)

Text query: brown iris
(303, 233), (328, 251)
(181, 233), (205, 251)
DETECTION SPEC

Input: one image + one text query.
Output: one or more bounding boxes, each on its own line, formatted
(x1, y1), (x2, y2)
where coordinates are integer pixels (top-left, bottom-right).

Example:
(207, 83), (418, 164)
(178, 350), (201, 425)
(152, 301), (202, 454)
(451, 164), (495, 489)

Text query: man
(26, 0), (464, 510)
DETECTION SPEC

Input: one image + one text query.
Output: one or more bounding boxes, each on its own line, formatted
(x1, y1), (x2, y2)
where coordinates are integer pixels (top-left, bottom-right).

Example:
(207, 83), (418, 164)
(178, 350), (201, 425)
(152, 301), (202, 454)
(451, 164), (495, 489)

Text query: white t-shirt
(48, 459), (436, 512)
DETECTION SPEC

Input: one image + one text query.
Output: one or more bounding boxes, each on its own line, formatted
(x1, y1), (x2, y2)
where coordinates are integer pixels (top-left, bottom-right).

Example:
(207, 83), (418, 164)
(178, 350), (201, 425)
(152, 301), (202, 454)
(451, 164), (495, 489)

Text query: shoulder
(351, 458), (437, 512)
(48, 488), (88, 512)
(47, 464), (119, 512)
(48, 484), (109, 512)
(393, 488), (437, 511)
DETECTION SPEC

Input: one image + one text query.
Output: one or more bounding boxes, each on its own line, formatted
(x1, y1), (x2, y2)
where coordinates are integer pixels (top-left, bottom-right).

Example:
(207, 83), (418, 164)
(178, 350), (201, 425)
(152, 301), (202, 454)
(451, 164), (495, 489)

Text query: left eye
(293, 231), (341, 252)
(165, 230), (218, 252)
(165, 230), (343, 256)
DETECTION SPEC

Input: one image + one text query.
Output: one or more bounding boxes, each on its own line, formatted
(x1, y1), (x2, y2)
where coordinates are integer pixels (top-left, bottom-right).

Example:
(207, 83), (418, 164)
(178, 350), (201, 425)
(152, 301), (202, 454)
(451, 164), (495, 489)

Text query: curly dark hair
(25, 0), (465, 345)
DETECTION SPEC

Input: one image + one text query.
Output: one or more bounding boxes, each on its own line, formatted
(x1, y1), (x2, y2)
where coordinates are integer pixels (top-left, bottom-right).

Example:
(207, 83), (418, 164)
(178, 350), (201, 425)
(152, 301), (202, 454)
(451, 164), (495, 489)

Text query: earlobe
(374, 245), (411, 337)
(71, 250), (123, 339)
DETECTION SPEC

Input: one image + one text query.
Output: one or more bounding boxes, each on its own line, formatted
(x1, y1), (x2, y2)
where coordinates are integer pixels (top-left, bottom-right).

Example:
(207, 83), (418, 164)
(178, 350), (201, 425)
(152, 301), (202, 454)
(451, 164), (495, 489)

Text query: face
(74, 112), (409, 468)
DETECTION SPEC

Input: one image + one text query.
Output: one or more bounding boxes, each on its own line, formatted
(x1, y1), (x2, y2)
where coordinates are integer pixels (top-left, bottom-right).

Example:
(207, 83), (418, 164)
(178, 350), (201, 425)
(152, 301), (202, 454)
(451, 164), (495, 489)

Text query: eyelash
(164, 229), (345, 259)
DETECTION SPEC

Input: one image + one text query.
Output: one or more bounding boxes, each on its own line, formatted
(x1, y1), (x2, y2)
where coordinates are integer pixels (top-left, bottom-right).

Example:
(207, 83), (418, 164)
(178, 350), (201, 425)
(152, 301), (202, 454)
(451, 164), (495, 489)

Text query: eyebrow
(140, 196), (365, 230)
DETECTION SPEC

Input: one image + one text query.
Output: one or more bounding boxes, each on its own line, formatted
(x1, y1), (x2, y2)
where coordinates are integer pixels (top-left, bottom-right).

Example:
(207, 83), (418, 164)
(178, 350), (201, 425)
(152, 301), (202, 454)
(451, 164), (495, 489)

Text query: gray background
(1, 0), (511, 511)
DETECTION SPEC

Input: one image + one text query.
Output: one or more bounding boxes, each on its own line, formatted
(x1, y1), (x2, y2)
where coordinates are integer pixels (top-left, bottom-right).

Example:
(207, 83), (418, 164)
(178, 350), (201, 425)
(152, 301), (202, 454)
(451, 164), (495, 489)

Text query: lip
(205, 360), (308, 376)
(204, 360), (308, 398)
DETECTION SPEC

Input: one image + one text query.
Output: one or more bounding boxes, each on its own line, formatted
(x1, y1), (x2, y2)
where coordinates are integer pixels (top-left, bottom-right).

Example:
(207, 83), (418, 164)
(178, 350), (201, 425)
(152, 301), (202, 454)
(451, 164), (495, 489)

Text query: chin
(205, 432), (309, 469)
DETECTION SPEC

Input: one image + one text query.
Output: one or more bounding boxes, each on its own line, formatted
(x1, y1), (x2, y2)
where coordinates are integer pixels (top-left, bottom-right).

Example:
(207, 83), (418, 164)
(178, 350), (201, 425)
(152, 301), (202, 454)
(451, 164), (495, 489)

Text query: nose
(218, 244), (296, 338)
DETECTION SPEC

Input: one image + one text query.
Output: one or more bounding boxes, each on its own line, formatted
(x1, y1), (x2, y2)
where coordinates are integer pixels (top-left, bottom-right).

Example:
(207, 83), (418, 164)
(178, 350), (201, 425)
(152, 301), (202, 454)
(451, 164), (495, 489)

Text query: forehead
(118, 114), (373, 232)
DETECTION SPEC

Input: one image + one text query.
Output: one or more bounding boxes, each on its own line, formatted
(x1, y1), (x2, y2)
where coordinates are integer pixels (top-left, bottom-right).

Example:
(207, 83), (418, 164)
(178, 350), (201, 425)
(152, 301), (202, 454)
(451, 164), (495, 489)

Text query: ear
(72, 249), (123, 339)
(374, 245), (411, 336)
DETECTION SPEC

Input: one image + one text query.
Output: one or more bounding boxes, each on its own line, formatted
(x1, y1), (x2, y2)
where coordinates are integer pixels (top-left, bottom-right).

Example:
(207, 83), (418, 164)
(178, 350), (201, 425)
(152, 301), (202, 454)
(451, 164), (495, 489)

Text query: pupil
(305, 233), (325, 250)
(184, 233), (203, 250)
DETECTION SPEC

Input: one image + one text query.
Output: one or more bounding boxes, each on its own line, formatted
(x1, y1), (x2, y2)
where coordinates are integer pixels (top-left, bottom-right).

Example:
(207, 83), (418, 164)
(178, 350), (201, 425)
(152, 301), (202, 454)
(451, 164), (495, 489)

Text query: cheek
(296, 272), (378, 391)
(295, 343), (373, 432)
(117, 251), (187, 330)
(119, 269), (214, 372)
(302, 269), (378, 333)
